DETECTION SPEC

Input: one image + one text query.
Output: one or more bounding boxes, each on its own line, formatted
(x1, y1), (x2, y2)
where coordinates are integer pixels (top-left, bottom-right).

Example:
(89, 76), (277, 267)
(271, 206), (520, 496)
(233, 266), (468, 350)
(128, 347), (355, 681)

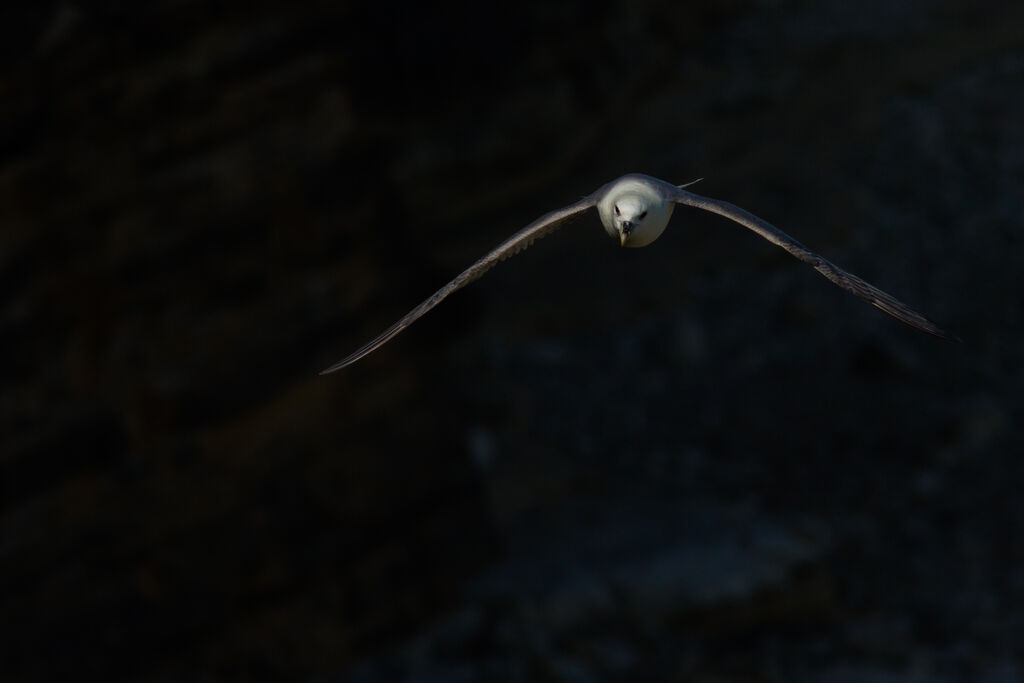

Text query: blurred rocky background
(2, 1), (1022, 681)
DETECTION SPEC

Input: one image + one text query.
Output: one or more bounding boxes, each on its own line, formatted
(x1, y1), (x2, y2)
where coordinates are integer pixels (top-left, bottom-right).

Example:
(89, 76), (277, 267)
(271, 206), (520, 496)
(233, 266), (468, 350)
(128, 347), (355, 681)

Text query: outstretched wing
(666, 186), (959, 341)
(320, 195), (600, 374)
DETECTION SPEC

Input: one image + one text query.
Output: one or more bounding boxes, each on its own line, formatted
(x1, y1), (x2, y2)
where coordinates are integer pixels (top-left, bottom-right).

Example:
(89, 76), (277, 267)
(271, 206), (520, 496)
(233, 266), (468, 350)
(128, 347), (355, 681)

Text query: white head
(597, 176), (674, 248)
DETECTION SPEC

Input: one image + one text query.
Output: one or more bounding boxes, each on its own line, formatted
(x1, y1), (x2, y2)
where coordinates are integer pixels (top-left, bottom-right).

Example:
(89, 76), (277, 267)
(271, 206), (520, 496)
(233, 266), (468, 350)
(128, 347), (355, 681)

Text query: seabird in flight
(321, 173), (957, 374)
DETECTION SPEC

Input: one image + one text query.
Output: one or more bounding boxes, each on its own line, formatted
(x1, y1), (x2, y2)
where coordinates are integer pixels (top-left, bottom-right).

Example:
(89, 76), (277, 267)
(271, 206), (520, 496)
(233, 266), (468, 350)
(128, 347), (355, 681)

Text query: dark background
(2, 1), (1022, 681)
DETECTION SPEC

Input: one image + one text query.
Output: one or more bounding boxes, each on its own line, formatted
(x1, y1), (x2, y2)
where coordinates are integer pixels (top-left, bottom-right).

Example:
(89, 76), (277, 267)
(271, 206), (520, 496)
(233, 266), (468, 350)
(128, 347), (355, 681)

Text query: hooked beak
(619, 221), (633, 247)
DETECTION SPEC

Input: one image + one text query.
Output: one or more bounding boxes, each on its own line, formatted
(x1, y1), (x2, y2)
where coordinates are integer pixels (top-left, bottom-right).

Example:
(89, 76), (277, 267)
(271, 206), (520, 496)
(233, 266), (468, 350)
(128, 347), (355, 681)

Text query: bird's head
(612, 193), (651, 246)
(598, 178), (674, 248)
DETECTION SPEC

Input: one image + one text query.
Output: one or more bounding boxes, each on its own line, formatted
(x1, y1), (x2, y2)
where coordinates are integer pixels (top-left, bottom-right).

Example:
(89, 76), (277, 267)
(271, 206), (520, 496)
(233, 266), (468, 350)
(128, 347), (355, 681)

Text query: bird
(321, 173), (957, 374)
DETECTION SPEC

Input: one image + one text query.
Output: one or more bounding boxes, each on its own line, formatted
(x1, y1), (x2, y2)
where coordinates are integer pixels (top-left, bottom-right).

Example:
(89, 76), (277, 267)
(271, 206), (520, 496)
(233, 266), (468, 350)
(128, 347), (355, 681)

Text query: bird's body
(321, 173), (956, 374)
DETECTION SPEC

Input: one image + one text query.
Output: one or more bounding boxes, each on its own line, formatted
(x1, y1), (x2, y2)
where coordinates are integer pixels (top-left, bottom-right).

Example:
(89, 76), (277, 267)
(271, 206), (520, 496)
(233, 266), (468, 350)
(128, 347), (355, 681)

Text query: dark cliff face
(2, 1), (1021, 681)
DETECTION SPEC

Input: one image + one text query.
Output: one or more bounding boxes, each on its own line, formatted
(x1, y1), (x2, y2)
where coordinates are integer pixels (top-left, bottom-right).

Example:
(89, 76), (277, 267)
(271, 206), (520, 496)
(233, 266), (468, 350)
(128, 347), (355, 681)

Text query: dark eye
(638, 210), (647, 219)
(614, 204), (620, 216)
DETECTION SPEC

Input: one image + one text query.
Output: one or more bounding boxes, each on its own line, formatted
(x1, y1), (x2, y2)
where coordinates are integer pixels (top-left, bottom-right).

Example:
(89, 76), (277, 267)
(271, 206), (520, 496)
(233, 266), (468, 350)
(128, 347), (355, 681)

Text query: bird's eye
(614, 204), (620, 216)
(638, 210), (647, 220)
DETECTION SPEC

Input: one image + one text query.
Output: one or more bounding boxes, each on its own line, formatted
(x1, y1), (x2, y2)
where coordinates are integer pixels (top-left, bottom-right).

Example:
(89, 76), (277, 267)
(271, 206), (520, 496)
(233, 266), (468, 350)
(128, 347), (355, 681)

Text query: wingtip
(919, 320), (961, 344)
(918, 315), (961, 343)
(318, 360), (348, 376)
(940, 329), (963, 344)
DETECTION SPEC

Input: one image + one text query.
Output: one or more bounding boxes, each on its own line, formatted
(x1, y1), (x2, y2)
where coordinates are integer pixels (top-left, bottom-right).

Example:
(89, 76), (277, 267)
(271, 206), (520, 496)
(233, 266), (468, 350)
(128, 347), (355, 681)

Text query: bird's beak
(619, 220), (633, 247)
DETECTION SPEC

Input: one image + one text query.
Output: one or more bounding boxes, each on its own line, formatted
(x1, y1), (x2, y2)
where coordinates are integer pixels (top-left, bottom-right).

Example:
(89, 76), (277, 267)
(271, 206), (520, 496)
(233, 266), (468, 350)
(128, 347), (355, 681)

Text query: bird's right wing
(320, 194), (599, 374)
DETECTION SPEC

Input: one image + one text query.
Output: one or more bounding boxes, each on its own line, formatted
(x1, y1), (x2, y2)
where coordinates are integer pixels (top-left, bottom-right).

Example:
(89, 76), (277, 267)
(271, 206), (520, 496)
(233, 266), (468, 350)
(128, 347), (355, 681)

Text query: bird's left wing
(320, 194), (599, 374)
(666, 186), (959, 341)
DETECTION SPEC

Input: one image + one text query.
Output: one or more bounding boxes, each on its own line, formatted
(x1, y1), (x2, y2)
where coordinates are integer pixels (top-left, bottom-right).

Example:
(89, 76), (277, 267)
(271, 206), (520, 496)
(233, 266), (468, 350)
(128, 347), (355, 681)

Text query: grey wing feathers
(668, 188), (959, 341)
(320, 195), (598, 374)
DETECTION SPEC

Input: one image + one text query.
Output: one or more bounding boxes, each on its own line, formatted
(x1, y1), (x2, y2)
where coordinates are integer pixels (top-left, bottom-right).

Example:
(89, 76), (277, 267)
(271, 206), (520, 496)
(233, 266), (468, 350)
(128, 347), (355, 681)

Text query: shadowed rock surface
(2, 1), (1022, 681)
